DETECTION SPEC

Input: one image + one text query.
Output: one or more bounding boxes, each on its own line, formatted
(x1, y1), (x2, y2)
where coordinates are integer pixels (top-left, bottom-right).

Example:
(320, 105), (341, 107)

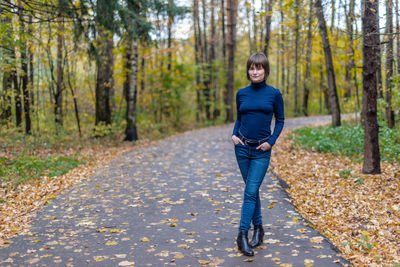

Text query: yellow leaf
(312, 245), (323, 249)
(177, 244), (190, 249)
(310, 236), (324, 244)
(296, 228), (306, 234)
(155, 250), (169, 257)
(304, 259), (314, 267)
(118, 261), (135, 266)
(198, 260), (210, 264)
(174, 254), (184, 259)
(106, 241), (118, 246)
(141, 237), (151, 242)
(94, 256), (105, 262)
(185, 232), (197, 235)
(110, 229), (121, 233)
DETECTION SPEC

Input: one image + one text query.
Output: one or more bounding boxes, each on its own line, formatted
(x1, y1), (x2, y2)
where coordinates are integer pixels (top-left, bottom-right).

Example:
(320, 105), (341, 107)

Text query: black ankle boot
(237, 231), (254, 256)
(250, 224), (264, 248)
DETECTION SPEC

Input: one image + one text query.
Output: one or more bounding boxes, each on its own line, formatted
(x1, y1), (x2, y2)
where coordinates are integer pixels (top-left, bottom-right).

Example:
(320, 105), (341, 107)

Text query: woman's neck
(250, 80), (266, 89)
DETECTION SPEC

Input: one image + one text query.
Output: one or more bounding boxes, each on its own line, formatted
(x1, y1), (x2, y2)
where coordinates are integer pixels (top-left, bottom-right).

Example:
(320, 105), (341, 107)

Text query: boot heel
(250, 224), (264, 248)
(237, 231), (254, 256)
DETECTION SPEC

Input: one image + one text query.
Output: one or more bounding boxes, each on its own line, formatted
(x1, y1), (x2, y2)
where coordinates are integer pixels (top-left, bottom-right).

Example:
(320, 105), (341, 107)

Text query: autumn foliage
(271, 130), (400, 265)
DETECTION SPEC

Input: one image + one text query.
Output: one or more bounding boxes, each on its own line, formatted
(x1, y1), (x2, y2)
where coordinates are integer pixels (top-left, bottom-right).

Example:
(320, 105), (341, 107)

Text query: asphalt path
(0, 115), (353, 266)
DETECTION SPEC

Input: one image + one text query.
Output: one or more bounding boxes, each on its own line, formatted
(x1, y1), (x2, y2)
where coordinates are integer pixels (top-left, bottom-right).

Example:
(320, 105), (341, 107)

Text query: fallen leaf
(118, 261), (135, 266)
(310, 236), (324, 244)
(115, 254), (127, 259)
(304, 259), (314, 267)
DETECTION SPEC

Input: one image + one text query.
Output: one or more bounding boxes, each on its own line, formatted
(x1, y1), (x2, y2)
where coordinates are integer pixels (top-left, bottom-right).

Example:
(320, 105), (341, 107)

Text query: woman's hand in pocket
(257, 142), (271, 151)
(232, 135), (245, 145)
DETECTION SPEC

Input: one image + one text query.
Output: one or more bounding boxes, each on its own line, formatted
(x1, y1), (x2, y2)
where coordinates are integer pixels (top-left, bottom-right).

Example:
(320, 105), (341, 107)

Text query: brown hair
(246, 53), (270, 81)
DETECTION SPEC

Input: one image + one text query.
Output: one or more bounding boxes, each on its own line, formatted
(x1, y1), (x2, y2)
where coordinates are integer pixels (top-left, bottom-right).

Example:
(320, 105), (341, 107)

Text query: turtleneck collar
(250, 80), (267, 89)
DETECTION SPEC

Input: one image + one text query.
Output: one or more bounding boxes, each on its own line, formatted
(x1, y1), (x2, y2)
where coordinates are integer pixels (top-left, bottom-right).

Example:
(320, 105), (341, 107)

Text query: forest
(0, 0), (400, 265)
(0, 0), (398, 149)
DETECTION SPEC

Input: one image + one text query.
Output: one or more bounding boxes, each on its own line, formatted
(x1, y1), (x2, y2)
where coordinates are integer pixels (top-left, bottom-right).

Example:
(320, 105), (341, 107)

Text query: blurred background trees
(0, 0), (399, 157)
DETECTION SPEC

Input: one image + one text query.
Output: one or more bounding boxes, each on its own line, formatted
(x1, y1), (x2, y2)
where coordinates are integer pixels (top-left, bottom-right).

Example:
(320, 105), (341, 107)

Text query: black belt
(238, 133), (270, 146)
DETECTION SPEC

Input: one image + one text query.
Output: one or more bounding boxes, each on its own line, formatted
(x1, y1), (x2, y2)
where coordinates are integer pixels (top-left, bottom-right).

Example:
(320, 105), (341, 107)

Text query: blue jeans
(234, 143), (271, 232)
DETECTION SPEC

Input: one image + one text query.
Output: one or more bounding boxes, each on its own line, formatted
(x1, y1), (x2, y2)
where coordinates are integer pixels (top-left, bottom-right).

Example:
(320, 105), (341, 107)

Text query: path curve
(0, 115), (352, 266)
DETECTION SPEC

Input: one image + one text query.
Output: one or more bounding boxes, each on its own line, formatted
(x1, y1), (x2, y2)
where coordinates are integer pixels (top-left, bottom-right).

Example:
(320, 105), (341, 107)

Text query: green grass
(0, 154), (85, 188)
(291, 121), (400, 162)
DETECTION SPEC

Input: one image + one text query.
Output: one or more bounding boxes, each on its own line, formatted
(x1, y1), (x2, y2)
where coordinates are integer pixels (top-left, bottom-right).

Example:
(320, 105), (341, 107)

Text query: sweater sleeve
(232, 91), (241, 136)
(267, 90), (285, 147)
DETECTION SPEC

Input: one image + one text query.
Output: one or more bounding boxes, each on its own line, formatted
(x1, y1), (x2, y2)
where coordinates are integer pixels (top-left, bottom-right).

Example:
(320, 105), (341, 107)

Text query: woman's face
(248, 64), (265, 83)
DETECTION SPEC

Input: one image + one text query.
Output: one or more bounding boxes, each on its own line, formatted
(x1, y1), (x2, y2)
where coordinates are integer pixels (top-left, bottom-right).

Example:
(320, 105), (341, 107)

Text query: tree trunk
(344, 0), (356, 100)
(167, 0), (174, 71)
(211, 0), (220, 120)
(2, 74), (12, 124)
(221, 0), (226, 62)
(331, 0), (335, 36)
(246, 1), (253, 54)
(1, 10), (12, 124)
(124, 37), (139, 141)
(65, 47), (82, 136)
(315, 0), (341, 126)
(202, 0), (208, 64)
(202, 0), (211, 120)
(140, 56), (145, 96)
(28, 15), (34, 106)
(194, 0), (203, 121)
(302, 0), (313, 116)
(354, 19), (361, 111)
(18, 0), (31, 134)
(259, 0), (264, 51)
(95, 29), (113, 125)
(385, 0), (395, 128)
(279, 0), (285, 91)
(376, 3), (384, 99)
(225, 0), (238, 123)
(55, 16), (64, 126)
(13, 49), (22, 127)
(294, 0), (300, 115)
(263, 0), (273, 57)
(276, 0), (280, 87)
(319, 62), (329, 113)
(251, 0), (257, 50)
(361, 0), (381, 174)
(396, 0), (400, 74)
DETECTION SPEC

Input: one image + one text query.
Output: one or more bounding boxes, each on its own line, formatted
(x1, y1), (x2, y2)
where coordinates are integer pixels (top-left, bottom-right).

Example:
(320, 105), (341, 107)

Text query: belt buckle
(245, 140), (257, 146)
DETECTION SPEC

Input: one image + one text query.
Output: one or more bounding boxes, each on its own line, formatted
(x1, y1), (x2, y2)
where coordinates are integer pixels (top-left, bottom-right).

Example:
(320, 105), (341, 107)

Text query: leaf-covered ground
(0, 117), (350, 266)
(271, 130), (400, 266)
(0, 140), (154, 245)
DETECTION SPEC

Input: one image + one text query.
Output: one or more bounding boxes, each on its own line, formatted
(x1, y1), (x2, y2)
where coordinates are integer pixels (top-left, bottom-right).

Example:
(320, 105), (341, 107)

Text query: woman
(232, 52), (284, 256)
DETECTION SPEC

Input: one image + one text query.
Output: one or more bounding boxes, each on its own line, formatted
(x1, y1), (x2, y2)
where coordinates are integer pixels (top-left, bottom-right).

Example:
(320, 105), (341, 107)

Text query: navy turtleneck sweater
(232, 81), (285, 147)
